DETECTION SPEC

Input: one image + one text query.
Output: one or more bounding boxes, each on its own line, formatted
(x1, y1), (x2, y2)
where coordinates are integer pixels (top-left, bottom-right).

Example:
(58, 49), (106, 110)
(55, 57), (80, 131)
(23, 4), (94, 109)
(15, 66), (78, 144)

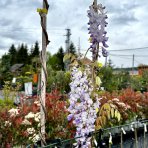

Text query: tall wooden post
(120, 131), (123, 148)
(92, 0), (98, 93)
(38, 0), (49, 146)
(40, 4), (46, 145)
(93, 0), (98, 12)
(134, 128), (138, 148)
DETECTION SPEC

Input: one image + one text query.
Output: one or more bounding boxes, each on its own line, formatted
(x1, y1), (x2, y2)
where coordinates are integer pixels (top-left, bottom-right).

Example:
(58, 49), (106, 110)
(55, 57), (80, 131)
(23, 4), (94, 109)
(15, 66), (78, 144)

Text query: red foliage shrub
(118, 88), (143, 113)
(45, 90), (74, 139)
(99, 89), (148, 122)
(138, 92), (148, 118)
(0, 96), (40, 146)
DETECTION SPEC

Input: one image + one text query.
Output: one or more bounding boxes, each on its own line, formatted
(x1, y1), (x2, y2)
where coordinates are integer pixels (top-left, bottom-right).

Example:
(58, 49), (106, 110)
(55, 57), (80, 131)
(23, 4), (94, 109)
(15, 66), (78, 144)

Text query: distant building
(113, 65), (148, 76)
(113, 67), (138, 75)
(138, 65), (148, 75)
(10, 64), (24, 76)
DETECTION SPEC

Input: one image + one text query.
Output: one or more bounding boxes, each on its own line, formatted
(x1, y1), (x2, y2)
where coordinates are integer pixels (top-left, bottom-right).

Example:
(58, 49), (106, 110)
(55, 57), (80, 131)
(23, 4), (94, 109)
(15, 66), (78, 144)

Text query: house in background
(113, 64), (148, 76)
(113, 67), (138, 76)
(138, 65), (148, 75)
(10, 64), (24, 76)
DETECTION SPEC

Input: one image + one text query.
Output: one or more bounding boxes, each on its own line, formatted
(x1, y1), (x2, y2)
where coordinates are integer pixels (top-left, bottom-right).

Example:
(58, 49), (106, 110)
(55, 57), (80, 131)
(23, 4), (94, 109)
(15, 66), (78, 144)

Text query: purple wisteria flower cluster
(67, 67), (100, 148)
(88, 4), (109, 59)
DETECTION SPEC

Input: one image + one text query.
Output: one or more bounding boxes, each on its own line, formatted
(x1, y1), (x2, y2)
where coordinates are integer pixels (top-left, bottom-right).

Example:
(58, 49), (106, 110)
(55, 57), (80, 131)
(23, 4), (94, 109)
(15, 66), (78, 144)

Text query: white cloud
(0, 0), (148, 67)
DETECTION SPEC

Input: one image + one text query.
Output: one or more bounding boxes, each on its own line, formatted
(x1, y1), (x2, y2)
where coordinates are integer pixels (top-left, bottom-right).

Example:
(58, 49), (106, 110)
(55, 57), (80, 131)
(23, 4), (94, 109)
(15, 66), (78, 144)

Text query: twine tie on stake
(131, 124), (134, 131)
(121, 127), (126, 135)
(93, 138), (98, 147)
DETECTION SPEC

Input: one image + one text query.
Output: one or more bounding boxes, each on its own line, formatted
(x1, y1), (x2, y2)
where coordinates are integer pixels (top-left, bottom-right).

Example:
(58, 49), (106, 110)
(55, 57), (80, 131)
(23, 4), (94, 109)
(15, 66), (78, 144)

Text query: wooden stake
(40, 0), (47, 146)
(93, 0), (98, 13)
(92, 0), (98, 94)
(120, 131), (123, 148)
(134, 128), (138, 148)
(144, 128), (146, 148)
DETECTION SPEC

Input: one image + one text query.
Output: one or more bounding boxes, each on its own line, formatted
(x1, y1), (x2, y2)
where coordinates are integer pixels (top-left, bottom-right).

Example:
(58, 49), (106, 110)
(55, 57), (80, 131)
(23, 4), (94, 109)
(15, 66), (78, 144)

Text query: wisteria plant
(67, 1), (109, 148)
(88, 2), (109, 60)
(67, 67), (100, 147)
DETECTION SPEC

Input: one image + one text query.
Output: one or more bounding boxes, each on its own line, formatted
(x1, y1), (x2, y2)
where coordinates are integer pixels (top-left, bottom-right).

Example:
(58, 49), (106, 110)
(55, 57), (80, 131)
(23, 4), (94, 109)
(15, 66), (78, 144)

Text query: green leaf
(63, 53), (72, 62)
(71, 55), (76, 63)
(96, 76), (102, 86)
(111, 108), (114, 118)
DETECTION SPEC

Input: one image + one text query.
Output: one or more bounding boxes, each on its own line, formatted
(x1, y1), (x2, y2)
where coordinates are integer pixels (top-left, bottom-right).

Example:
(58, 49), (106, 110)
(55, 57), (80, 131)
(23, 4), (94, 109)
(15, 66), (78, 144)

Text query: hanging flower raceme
(67, 67), (100, 148)
(88, 4), (109, 59)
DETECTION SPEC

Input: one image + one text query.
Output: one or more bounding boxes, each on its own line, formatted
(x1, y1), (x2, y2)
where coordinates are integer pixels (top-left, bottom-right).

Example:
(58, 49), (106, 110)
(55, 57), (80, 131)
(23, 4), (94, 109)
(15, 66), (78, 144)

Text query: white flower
(34, 101), (40, 107)
(25, 112), (35, 119)
(33, 134), (40, 143)
(112, 98), (119, 102)
(37, 123), (41, 127)
(126, 105), (131, 109)
(8, 108), (19, 117)
(21, 119), (31, 125)
(27, 127), (35, 135)
(118, 102), (126, 107)
(29, 134), (41, 143)
(4, 121), (11, 126)
(34, 112), (40, 122)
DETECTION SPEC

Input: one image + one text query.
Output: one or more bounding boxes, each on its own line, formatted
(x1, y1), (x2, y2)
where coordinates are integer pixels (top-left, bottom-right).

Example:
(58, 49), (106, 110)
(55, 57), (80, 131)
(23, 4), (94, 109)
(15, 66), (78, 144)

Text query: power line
(109, 55), (132, 60)
(81, 47), (148, 55)
(0, 27), (65, 35)
(0, 27), (65, 30)
(109, 53), (148, 57)
(109, 54), (146, 66)
(0, 30), (64, 36)
(109, 46), (148, 52)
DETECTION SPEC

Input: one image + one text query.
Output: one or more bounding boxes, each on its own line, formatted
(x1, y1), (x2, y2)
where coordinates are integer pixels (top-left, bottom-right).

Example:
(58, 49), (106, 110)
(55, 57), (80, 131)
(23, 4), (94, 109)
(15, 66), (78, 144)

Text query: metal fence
(112, 134), (148, 148)
(26, 119), (148, 148)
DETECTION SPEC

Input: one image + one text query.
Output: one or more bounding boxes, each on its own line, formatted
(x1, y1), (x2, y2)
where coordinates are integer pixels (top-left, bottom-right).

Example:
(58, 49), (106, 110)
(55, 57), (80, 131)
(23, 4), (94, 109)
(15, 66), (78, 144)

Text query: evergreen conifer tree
(31, 41), (40, 57)
(56, 47), (65, 70)
(17, 44), (29, 64)
(69, 42), (76, 55)
(8, 44), (17, 65)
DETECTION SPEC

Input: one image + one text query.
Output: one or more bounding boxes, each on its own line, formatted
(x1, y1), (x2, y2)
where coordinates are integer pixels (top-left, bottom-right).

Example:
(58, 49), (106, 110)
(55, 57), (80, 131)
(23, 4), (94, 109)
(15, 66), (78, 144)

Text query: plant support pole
(92, 0), (98, 94)
(144, 128), (146, 148)
(38, 0), (50, 146)
(134, 128), (138, 148)
(120, 131), (123, 148)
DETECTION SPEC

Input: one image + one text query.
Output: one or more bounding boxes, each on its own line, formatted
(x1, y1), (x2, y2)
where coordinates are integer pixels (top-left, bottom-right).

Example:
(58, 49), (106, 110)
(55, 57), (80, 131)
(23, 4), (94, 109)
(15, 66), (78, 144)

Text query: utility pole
(65, 28), (71, 71)
(65, 28), (71, 53)
(132, 54), (135, 75)
(38, 0), (49, 146)
(78, 37), (81, 57)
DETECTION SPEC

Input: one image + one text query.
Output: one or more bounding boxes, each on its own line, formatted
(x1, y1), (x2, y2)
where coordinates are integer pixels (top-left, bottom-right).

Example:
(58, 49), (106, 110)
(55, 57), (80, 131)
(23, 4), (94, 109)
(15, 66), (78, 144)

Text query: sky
(0, 0), (148, 67)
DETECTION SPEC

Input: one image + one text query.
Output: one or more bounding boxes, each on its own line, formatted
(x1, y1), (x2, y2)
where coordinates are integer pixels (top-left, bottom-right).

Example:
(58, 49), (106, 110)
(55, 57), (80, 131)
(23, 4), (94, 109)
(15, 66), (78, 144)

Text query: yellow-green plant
(2, 81), (21, 106)
(96, 102), (121, 130)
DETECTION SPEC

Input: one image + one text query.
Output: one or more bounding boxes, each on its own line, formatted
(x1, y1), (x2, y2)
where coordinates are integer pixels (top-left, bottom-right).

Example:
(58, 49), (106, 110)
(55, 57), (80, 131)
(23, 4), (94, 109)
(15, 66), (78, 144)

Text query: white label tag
(131, 125), (134, 131)
(109, 133), (112, 144)
(144, 124), (147, 132)
(121, 127), (126, 134)
(94, 138), (98, 146)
